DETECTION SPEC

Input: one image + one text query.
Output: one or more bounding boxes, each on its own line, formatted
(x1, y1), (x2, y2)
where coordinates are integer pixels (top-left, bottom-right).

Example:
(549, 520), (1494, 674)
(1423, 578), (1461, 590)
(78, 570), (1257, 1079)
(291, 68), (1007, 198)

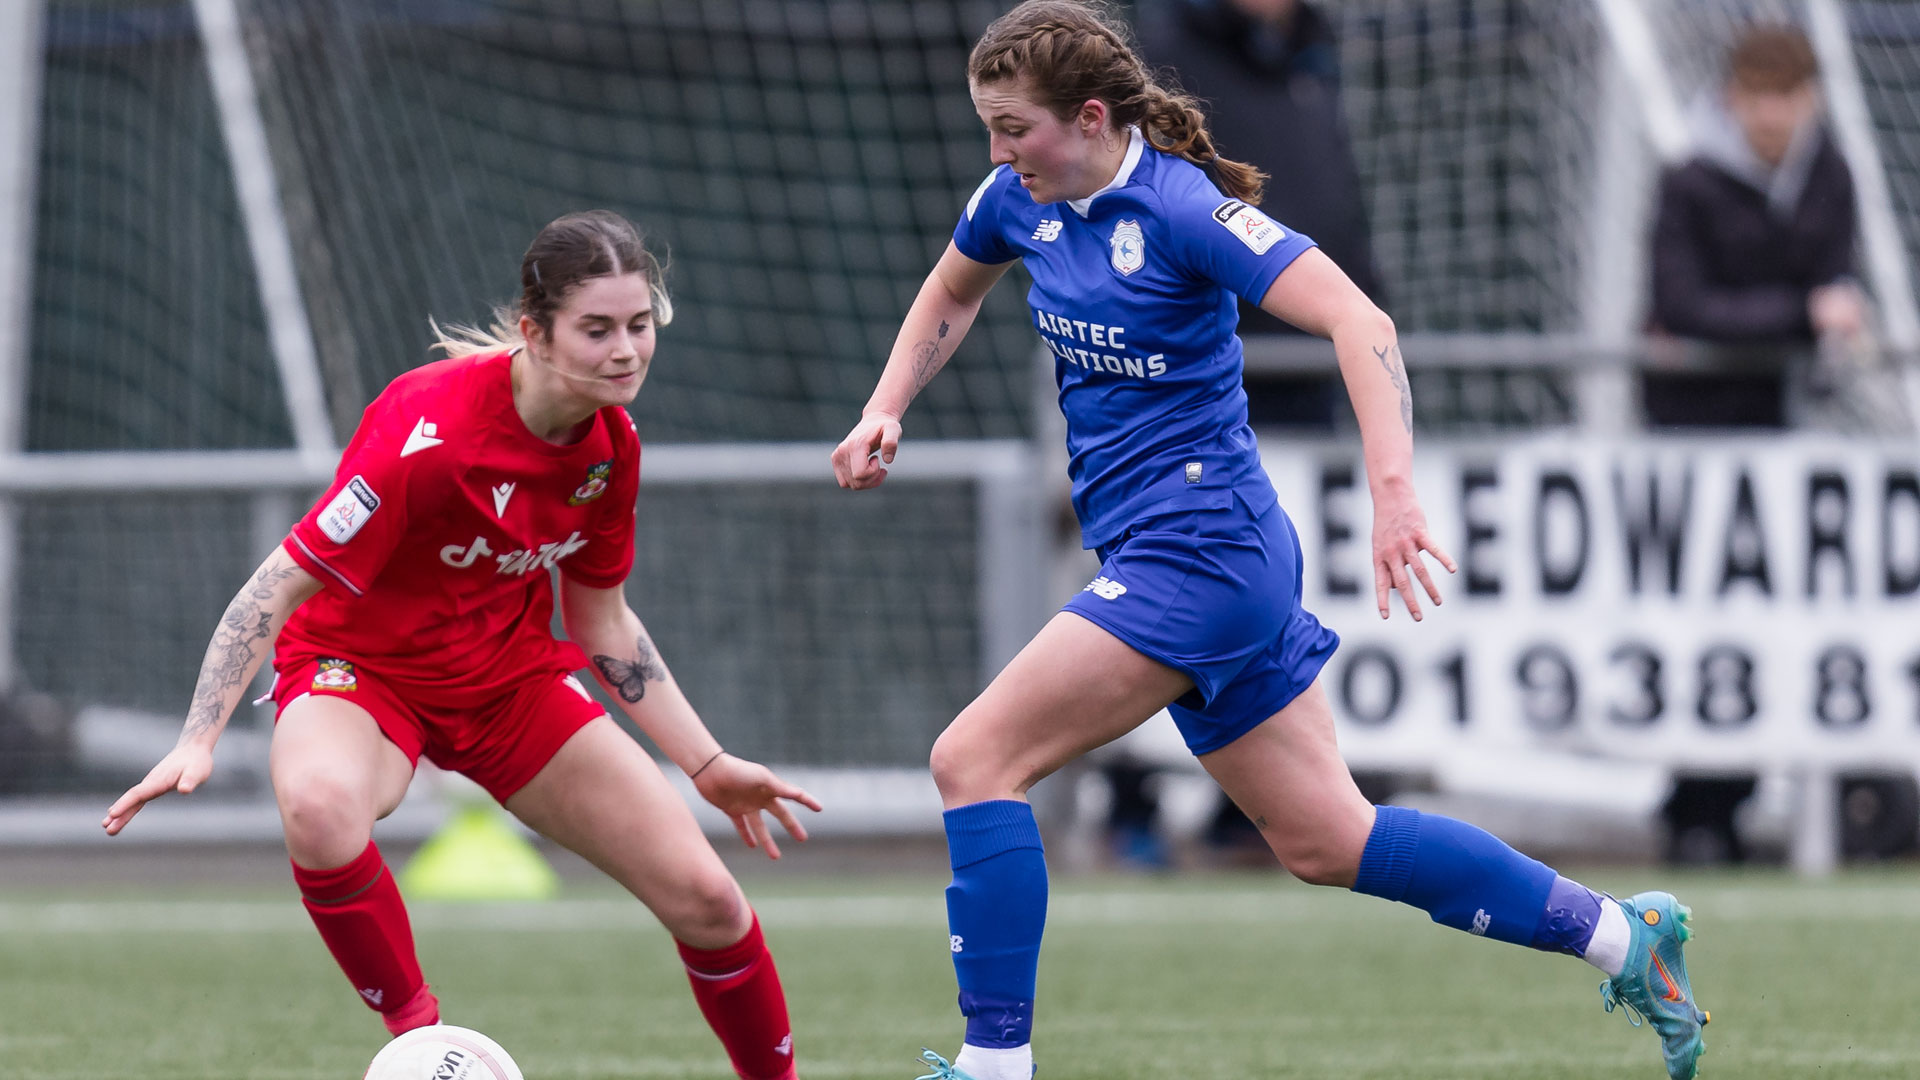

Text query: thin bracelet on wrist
(689, 749), (726, 780)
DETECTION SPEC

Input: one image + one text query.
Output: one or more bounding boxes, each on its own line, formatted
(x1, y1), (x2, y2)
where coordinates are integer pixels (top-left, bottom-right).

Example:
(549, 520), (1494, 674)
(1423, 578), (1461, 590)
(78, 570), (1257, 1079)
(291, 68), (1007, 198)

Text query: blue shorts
(1063, 495), (1340, 755)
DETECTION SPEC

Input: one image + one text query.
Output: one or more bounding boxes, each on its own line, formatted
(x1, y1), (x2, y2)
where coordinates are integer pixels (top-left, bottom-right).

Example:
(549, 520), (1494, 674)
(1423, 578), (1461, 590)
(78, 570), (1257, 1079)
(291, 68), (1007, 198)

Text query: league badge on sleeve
(312, 659), (358, 692)
(1109, 219), (1145, 276)
(568, 460), (613, 505)
(1212, 200), (1287, 255)
(317, 476), (379, 543)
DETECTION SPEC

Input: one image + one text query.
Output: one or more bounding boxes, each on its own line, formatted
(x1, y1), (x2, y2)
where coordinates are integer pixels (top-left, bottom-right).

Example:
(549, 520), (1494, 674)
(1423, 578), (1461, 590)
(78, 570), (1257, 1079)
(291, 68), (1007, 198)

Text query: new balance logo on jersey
(1470, 909), (1491, 936)
(1031, 219), (1063, 242)
(1084, 576), (1127, 600)
(439, 531), (588, 575)
(401, 417), (444, 457)
(491, 482), (515, 517)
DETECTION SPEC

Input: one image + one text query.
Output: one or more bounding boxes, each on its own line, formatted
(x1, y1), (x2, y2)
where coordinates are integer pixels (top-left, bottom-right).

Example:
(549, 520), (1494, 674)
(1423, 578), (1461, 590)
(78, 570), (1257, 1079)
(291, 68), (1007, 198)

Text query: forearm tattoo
(593, 632), (668, 703)
(1373, 344), (1413, 434)
(909, 320), (952, 394)
(183, 561), (295, 740)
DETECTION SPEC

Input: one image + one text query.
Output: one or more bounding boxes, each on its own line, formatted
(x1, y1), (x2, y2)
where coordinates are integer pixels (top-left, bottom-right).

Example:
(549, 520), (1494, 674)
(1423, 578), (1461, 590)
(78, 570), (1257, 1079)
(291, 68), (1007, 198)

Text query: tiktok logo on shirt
(439, 531), (589, 575)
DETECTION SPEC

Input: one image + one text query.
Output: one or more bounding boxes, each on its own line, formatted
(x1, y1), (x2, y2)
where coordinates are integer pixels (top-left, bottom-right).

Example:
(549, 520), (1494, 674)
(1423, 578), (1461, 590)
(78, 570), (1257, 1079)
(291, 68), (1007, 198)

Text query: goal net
(11, 0), (1920, 823)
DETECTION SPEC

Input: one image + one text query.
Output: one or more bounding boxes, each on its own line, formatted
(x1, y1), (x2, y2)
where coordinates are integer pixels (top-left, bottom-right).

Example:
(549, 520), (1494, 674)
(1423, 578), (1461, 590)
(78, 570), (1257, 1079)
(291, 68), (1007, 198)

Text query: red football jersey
(278, 350), (640, 705)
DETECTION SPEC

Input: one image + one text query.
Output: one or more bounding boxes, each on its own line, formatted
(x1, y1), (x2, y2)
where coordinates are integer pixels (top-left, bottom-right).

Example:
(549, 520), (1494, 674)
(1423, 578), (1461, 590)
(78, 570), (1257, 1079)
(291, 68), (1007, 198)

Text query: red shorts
(271, 656), (608, 802)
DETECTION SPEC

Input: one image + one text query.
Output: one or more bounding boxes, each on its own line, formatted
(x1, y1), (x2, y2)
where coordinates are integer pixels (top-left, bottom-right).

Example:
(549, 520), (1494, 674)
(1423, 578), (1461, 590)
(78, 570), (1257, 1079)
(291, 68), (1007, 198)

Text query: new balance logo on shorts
(1031, 219), (1063, 242)
(1083, 576), (1127, 600)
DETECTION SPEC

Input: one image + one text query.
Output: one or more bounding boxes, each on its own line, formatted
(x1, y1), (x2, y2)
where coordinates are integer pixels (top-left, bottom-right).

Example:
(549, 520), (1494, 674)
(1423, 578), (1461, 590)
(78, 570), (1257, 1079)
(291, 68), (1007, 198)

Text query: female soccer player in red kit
(102, 210), (819, 1080)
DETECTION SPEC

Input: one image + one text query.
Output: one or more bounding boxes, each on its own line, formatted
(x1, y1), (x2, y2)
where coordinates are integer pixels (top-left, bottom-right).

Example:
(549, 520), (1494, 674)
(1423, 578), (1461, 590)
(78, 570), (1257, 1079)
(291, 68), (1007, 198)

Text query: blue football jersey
(952, 128), (1317, 548)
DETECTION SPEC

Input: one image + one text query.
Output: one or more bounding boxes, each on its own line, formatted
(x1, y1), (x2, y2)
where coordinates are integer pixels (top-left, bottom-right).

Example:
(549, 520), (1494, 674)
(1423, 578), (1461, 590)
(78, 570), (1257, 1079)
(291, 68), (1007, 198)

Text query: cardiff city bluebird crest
(1109, 219), (1145, 276)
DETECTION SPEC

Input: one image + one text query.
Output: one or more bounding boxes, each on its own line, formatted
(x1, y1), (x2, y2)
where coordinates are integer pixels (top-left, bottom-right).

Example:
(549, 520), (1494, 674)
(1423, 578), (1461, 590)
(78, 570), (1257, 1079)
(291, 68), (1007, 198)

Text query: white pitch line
(2, 885), (1916, 935)
(0, 891), (1344, 934)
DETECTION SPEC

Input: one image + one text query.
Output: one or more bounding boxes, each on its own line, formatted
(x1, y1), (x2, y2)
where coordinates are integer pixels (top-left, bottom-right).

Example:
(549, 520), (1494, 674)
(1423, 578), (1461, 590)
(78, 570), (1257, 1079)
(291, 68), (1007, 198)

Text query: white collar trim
(1067, 127), (1145, 218)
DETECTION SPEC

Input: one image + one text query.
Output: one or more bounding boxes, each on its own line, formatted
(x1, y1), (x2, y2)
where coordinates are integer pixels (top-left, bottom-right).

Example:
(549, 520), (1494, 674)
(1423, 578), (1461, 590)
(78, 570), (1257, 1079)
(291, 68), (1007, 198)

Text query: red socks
(677, 914), (797, 1080)
(290, 840), (439, 1035)
(293, 841), (790, 1071)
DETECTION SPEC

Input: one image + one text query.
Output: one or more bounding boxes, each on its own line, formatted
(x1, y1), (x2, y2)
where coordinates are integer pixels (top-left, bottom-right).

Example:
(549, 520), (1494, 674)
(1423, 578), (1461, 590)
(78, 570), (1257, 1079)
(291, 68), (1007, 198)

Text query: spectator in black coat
(1137, 0), (1383, 429)
(1645, 24), (1865, 427)
(1098, 1), (1384, 866)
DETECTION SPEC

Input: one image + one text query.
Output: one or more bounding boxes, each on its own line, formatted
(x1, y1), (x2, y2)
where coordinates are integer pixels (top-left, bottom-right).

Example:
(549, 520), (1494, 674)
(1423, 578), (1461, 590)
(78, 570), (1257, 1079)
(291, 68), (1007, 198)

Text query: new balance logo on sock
(950, 934), (965, 953)
(358, 987), (385, 1006)
(774, 1034), (793, 1057)
(1471, 909), (1491, 936)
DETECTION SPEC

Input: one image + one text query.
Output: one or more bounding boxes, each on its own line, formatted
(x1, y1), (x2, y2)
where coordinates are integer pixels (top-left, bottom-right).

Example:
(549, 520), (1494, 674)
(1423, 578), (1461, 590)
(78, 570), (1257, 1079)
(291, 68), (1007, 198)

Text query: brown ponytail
(968, 0), (1266, 204)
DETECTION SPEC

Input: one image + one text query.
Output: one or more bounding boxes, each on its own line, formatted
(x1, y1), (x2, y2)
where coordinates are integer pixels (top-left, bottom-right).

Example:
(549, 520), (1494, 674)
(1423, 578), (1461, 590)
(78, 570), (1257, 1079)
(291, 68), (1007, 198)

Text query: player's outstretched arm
(103, 546), (323, 835)
(1259, 249), (1457, 621)
(560, 578), (822, 859)
(831, 242), (1011, 490)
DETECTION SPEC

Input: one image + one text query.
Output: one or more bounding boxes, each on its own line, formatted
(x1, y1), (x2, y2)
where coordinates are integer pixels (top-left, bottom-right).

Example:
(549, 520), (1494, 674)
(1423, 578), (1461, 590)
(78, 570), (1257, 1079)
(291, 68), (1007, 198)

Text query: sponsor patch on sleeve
(317, 475), (380, 543)
(1212, 199), (1287, 255)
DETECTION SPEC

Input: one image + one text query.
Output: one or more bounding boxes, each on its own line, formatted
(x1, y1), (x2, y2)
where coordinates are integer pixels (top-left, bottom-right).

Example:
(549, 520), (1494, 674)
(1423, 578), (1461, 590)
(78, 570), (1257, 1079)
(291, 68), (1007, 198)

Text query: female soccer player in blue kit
(830, 4), (1710, 1080)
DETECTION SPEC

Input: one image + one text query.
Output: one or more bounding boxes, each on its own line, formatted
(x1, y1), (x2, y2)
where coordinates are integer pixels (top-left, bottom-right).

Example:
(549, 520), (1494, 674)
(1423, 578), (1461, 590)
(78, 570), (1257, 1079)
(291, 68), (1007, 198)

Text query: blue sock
(1350, 804), (1556, 947)
(944, 800), (1047, 1048)
(1531, 874), (1608, 957)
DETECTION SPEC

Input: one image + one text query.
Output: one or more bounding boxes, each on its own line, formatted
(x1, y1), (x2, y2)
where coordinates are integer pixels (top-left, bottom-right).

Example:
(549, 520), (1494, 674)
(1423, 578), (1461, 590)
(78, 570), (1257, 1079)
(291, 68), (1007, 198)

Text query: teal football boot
(914, 1050), (977, 1080)
(913, 1050), (1034, 1080)
(1600, 891), (1711, 1079)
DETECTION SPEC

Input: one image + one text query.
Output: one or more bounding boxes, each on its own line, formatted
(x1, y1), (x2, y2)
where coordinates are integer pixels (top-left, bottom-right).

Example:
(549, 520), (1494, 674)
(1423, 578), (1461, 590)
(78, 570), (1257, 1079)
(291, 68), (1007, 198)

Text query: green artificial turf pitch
(1, 869), (1915, 1078)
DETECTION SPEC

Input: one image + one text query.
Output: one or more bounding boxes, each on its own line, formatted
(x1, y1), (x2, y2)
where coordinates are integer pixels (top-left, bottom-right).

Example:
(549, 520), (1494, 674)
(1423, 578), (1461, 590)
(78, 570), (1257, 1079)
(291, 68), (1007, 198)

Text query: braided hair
(968, 0), (1266, 203)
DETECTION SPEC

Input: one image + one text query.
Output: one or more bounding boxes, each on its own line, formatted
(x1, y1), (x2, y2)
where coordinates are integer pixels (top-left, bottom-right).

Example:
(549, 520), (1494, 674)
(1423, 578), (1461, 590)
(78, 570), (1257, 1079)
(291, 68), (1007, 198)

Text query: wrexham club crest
(312, 659), (358, 692)
(569, 460), (613, 505)
(1109, 219), (1145, 275)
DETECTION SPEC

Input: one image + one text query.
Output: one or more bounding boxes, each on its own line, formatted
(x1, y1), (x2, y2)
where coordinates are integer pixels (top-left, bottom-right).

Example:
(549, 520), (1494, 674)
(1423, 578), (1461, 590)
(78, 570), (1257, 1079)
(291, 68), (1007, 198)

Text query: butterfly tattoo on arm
(593, 634), (667, 703)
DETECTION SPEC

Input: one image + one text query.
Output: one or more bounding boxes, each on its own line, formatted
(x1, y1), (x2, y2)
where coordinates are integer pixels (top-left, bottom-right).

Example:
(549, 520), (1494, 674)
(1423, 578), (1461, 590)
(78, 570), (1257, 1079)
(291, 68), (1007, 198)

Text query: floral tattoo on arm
(182, 561), (297, 741)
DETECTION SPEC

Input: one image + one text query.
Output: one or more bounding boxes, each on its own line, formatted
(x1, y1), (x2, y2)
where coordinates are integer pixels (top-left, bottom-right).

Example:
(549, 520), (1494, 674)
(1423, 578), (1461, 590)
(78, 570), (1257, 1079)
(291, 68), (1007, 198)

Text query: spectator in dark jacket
(1138, 0), (1382, 429)
(1138, 0), (1384, 315)
(1645, 24), (1864, 427)
(1098, 1), (1384, 866)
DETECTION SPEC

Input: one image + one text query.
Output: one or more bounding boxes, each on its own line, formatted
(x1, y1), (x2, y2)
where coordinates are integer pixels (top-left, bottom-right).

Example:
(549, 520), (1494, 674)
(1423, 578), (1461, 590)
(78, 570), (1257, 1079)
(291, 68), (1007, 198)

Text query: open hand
(691, 753), (823, 859)
(103, 743), (215, 835)
(1372, 481), (1457, 621)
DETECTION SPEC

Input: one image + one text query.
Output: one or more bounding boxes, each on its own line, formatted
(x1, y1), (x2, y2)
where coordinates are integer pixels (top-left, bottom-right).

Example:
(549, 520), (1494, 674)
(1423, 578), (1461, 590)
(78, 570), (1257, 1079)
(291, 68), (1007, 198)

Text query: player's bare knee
(275, 773), (374, 865)
(660, 869), (747, 944)
(930, 727), (1005, 804)
(1273, 838), (1359, 888)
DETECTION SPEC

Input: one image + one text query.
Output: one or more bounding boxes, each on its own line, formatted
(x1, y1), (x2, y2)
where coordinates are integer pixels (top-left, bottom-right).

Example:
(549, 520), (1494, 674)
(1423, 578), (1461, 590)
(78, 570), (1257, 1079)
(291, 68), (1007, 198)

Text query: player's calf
(290, 840), (432, 1032)
(677, 913), (797, 1080)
